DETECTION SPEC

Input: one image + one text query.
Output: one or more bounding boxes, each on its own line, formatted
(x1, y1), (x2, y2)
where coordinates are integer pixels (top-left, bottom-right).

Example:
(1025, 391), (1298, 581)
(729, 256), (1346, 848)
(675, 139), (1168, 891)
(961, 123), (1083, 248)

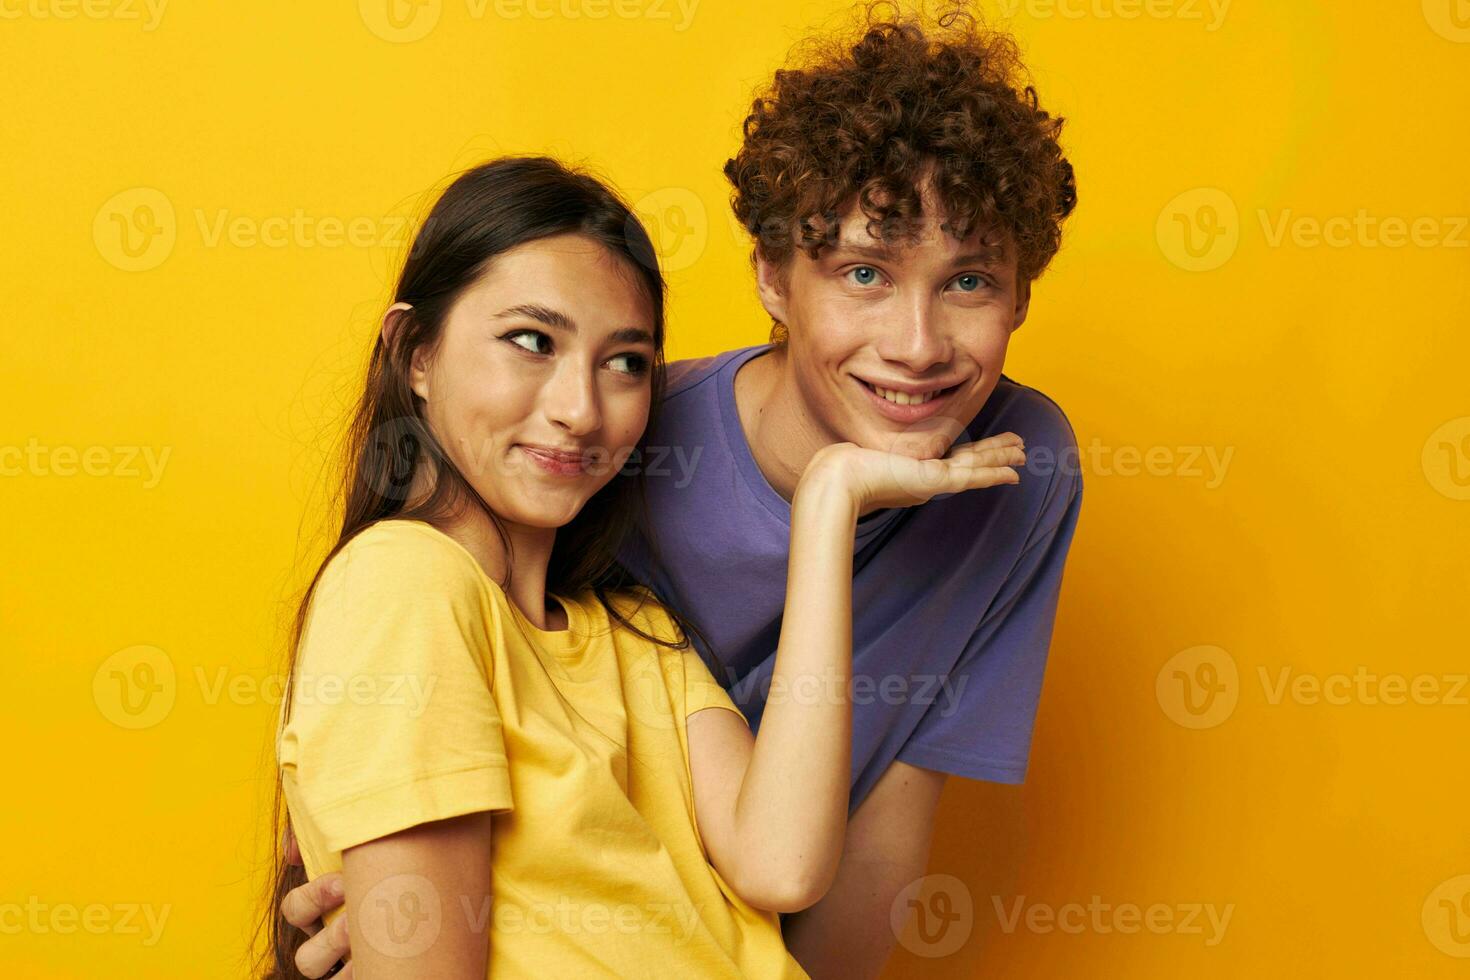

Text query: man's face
(755, 193), (1031, 460)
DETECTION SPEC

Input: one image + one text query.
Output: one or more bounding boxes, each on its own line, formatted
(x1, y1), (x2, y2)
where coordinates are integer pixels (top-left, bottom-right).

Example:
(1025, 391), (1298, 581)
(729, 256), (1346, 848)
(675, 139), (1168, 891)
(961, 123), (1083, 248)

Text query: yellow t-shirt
(277, 519), (808, 979)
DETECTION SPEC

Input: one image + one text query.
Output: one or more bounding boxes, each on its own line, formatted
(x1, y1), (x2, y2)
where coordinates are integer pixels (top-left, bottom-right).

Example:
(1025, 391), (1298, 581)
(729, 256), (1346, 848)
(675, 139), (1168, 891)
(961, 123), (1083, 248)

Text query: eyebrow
(493, 303), (654, 345)
(827, 242), (1005, 267)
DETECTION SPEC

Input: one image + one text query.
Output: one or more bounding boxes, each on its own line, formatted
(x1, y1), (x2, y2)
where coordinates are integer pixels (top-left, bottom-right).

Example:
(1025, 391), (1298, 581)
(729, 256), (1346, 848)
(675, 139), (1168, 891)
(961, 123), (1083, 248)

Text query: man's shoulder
(984, 374), (1079, 455)
(967, 376), (1084, 521)
(664, 344), (768, 400)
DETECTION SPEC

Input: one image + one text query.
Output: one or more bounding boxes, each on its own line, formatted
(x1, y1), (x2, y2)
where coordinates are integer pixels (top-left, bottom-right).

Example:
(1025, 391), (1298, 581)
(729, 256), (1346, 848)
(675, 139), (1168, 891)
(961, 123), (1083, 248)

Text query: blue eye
(951, 274), (984, 292)
(506, 330), (552, 354)
(848, 266), (881, 286)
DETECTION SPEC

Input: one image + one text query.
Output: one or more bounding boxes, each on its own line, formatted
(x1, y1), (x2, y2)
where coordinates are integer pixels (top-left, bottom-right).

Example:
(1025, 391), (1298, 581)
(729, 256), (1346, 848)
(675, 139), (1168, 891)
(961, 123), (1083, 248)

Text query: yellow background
(2, 0), (1466, 976)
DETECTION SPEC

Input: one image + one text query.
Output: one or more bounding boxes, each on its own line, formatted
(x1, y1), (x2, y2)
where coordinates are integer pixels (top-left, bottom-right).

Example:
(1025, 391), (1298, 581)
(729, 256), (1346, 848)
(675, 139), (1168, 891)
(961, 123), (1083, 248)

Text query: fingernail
(330, 878), (345, 898)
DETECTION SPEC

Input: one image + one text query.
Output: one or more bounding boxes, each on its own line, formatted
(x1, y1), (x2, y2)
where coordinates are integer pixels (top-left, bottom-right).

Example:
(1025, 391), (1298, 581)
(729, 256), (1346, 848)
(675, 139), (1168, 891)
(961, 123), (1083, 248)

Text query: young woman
(259, 156), (1026, 978)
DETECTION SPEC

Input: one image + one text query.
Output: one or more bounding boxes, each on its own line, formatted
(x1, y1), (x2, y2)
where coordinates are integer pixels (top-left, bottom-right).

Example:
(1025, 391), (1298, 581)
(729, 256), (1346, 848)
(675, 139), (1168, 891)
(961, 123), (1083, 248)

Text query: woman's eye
(951, 273), (986, 293)
(607, 353), (649, 376)
(847, 265), (883, 287)
(506, 330), (552, 355)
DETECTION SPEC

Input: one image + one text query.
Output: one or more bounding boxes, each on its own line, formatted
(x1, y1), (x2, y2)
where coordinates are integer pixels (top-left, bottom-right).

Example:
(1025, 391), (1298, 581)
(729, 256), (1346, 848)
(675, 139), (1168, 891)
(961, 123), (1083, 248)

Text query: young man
(281, 10), (1080, 978)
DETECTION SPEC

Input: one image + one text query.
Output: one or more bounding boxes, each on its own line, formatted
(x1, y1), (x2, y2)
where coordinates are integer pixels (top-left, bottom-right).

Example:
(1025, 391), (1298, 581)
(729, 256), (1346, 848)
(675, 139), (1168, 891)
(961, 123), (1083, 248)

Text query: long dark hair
(254, 156), (701, 978)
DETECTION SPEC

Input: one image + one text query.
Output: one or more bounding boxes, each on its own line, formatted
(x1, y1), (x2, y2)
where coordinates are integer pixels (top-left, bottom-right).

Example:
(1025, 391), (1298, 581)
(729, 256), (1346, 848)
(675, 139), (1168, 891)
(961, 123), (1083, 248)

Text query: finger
(949, 465), (1020, 491)
(953, 432), (1024, 456)
(295, 912), (351, 979)
(282, 873), (345, 934)
(284, 825), (303, 867)
(948, 444), (1027, 471)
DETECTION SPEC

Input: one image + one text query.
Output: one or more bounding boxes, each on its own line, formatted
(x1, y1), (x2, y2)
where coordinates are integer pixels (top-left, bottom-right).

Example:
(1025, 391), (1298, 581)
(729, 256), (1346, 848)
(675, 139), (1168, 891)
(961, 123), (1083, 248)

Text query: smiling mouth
(855, 378), (962, 406)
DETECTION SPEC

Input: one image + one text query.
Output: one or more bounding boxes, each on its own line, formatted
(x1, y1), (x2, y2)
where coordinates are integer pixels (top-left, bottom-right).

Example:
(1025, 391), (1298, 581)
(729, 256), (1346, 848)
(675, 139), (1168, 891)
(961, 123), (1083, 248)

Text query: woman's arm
(686, 434), (1025, 914)
(687, 467), (860, 912)
(335, 811), (495, 979)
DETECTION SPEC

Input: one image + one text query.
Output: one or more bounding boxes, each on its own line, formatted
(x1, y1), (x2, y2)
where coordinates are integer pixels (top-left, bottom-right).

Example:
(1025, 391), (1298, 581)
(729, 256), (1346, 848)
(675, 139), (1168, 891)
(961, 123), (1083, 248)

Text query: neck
(734, 344), (835, 503)
(401, 462), (564, 630)
(441, 508), (562, 630)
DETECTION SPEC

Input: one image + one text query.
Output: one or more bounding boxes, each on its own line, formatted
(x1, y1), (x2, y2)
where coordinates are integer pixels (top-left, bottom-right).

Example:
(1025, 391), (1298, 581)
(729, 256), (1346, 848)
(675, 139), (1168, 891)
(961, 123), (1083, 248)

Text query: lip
(518, 444), (592, 477)
(852, 376), (963, 423)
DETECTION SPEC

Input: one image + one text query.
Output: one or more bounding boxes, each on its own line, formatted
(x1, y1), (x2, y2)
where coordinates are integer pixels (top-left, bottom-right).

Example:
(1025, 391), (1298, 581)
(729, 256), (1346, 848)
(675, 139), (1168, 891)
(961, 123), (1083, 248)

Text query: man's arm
(779, 760), (948, 980)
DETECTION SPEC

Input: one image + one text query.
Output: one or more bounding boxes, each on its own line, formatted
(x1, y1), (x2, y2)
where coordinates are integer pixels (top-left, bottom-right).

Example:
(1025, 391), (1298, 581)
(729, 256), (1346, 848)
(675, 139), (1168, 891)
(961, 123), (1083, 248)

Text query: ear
(754, 250), (792, 327)
(382, 302), (431, 401)
(1011, 278), (1033, 332)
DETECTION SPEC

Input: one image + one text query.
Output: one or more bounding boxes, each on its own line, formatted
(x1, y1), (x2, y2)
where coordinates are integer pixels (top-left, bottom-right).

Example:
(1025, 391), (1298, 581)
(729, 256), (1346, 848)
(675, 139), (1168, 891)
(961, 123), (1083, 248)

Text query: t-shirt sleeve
(896, 469), (1084, 784)
(683, 646), (748, 723)
(278, 523), (513, 854)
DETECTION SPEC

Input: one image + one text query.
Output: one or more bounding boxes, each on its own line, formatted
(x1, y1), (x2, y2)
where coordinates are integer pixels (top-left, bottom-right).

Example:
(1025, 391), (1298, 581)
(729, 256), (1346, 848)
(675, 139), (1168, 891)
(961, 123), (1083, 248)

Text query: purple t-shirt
(617, 344), (1083, 812)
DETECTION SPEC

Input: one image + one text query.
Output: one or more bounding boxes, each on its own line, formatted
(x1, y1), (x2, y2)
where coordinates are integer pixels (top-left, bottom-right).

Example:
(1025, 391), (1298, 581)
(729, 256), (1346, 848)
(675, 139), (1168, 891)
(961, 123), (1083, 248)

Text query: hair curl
(724, 2), (1076, 323)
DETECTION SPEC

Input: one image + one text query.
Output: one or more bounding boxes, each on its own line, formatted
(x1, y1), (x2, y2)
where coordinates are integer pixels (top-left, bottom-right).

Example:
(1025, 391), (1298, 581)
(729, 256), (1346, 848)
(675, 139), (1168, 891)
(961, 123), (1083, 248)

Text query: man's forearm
(780, 760), (949, 979)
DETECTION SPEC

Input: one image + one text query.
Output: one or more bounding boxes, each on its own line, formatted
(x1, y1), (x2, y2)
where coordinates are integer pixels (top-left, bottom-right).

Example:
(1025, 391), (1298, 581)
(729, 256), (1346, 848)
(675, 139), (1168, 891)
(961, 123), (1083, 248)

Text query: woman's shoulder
(318, 519), (492, 603)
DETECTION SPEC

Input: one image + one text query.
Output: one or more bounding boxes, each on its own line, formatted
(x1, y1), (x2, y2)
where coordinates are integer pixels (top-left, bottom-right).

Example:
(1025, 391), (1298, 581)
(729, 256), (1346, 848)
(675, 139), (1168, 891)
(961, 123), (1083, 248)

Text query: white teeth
(873, 385), (936, 406)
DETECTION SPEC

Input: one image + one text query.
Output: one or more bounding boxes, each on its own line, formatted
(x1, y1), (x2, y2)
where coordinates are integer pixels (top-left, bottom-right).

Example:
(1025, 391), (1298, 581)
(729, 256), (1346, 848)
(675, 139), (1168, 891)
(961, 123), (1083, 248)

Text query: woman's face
(406, 233), (658, 530)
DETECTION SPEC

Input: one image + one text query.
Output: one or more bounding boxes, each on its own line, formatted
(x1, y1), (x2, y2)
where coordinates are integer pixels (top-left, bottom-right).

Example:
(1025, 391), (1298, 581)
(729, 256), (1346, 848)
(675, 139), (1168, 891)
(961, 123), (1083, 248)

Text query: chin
(844, 413), (969, 461)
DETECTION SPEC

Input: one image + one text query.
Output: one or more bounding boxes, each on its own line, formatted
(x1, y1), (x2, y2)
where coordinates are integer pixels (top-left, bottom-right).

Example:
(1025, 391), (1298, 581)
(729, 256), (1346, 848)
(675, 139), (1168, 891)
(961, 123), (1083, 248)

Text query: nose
(543, 358), (602, 437)
(875, 294), (952, 376)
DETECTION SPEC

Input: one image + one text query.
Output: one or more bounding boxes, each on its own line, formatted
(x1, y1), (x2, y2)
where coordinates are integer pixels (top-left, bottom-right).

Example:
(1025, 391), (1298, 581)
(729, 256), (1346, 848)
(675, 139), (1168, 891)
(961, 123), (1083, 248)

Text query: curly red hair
(725, 3), (1076, 296)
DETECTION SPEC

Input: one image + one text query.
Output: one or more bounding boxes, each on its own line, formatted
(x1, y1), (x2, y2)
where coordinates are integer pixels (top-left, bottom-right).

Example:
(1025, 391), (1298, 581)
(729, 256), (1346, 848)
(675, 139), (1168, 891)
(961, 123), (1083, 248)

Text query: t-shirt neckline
(393, 518), (593, 655)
